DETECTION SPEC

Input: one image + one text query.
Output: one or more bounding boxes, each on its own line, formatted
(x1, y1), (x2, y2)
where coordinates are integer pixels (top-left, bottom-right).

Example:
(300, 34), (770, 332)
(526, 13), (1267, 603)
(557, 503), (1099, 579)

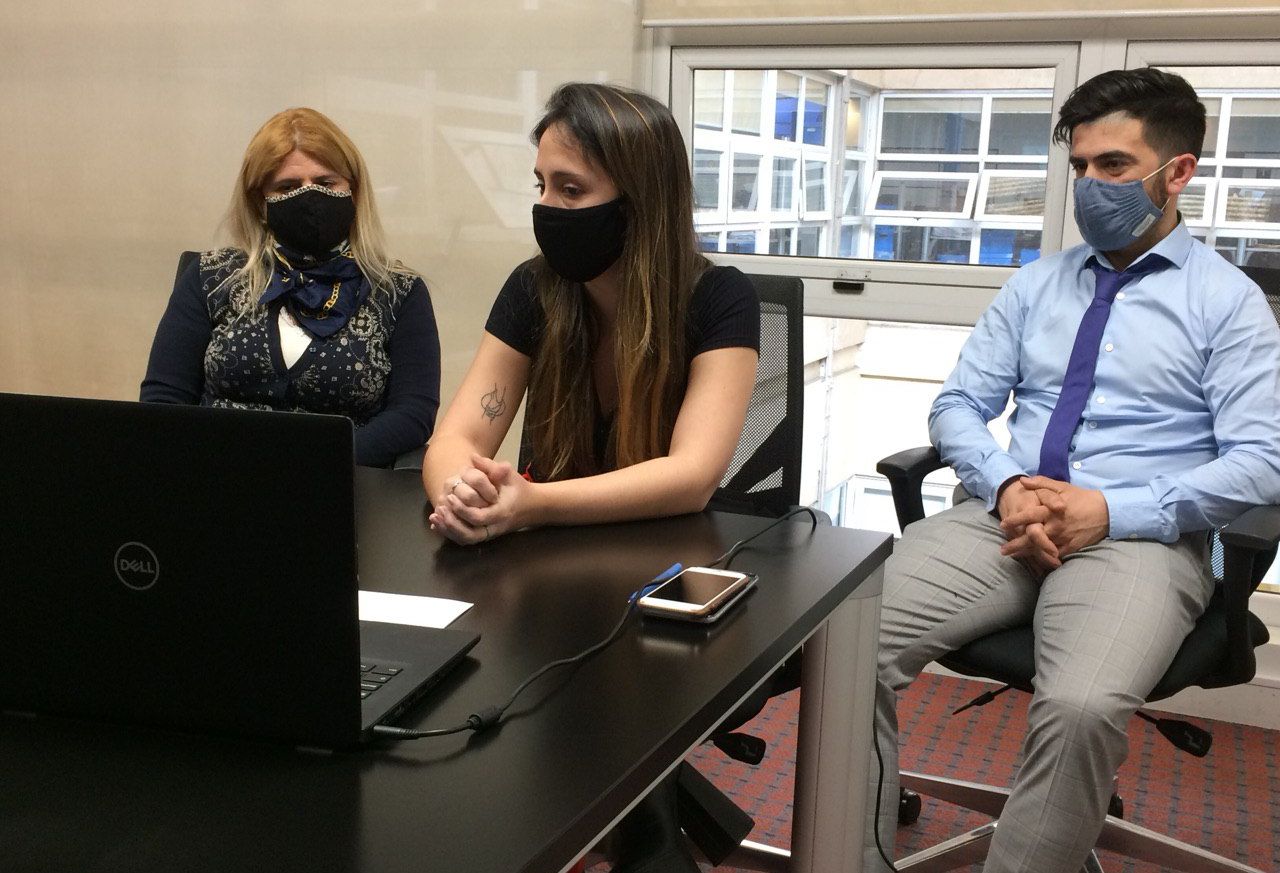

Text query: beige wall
(0, 1), (643, 459)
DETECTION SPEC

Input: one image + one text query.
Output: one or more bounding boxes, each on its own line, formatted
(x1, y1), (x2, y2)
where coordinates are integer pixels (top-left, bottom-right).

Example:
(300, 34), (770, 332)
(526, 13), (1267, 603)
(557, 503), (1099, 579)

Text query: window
(681, 58), (1063, 266)
(1133, 62), (1280, 270)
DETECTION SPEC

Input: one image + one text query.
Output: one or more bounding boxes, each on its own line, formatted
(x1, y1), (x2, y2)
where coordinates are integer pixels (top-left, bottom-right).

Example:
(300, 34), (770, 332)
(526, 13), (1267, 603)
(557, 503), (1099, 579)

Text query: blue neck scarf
(260, 244), (370, 338)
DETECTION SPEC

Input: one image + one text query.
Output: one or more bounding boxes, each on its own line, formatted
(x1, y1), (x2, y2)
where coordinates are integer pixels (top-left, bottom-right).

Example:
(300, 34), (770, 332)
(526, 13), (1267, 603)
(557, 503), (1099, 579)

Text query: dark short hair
(1053, 68), (1206, 160)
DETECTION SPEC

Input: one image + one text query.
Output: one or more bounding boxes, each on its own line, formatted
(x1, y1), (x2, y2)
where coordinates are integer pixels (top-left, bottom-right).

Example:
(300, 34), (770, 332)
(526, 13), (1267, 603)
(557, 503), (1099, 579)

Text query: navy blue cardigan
(141, 249), (440, 467)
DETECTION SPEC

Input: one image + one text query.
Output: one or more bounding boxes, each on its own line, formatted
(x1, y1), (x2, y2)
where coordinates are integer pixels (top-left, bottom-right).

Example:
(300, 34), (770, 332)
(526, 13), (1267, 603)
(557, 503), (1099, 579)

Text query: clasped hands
(429, 453), (529, 546)
(996, 475), (1110, 576)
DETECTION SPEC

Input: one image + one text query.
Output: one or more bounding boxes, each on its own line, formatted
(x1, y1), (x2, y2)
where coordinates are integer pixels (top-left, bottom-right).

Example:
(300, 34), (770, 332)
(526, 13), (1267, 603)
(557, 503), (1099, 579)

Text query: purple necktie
(1037, 260), (1160, 482)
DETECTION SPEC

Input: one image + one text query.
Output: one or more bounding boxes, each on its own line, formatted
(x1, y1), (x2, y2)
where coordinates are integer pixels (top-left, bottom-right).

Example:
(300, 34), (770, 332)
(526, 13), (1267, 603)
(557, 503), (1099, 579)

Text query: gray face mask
(1072, 157), (1176, 252)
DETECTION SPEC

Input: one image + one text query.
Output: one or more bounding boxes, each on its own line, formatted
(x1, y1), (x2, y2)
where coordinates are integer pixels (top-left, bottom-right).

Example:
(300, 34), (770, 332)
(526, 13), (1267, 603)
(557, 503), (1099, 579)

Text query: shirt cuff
(980, 454), (1027, 512)
(1102, 485), (1175, 542)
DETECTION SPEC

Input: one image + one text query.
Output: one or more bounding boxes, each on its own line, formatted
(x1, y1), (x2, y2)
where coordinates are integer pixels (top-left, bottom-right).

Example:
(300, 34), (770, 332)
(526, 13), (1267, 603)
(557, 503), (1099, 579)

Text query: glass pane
(878, 160), (980, 174)
(988, 98), (1051, 156)
(726, 229), (757, 253)
(1213, 236), (1280, 268)
(846, 97), (865, 151)
(1179, 182), (1209, 223)
(875, 176), (970, 214)
(803, 79), (830, 146)
(874, 224), (973, 263)
(1222, 184), (1280, 224)
(1226, 98), (1280, 160)
(772, 157), (795, 211)
(769, 227), (794, 254)
(1223, 166), (1280, 180)
(732, 70), (765, 136)
(839, 224), (859, 257)
(693, 149), (721, 212)
(881, 97), (981, 155)
(797, 225), (822, 256)
(1202, 97), (1220, 160)
(694, 70), (725, 130)
(804, 160), (828, 212)
(982, 174), (1045, 217)
(978, 229), (1042, 266)
(843, 159), (862, 217)
(732, 154), (761, 211)
(775, 72), (800, 142)
(697, 232), (721, 253)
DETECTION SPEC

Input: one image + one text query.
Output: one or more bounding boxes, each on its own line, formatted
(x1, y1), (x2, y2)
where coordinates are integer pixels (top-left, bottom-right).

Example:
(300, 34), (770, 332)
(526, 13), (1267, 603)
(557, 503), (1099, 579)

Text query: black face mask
(532, 198), (627, 283)
(265, 185), (356, 260)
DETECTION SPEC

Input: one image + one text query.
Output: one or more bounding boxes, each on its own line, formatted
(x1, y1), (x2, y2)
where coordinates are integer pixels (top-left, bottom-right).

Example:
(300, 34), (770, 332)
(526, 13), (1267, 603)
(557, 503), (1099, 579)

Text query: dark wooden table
(0, 467), (890, 873)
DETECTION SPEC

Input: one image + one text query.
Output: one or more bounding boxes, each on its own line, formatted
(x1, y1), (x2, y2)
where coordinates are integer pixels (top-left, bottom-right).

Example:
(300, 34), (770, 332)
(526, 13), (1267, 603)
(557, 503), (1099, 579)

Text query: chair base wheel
(899, 788), (921, 825)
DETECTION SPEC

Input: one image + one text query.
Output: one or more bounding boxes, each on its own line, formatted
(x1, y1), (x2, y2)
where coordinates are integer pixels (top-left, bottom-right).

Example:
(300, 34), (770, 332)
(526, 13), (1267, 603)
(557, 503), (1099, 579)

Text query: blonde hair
(526, 83), (709, 479)
(223, 107), (412, 304)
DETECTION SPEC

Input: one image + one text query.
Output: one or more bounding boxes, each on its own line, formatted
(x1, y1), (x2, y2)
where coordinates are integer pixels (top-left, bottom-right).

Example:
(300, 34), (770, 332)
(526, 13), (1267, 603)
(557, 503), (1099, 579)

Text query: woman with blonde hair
(423, 82), (758, 547)
(142, 107), (439, 467)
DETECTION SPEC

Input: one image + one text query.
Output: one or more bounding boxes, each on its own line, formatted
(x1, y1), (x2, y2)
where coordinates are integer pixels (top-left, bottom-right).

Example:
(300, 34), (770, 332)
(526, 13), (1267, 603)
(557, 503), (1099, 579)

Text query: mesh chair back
(1207, 265), (1280, 578)
(176, 250), (199, 287)
(714, 274), (804, 517)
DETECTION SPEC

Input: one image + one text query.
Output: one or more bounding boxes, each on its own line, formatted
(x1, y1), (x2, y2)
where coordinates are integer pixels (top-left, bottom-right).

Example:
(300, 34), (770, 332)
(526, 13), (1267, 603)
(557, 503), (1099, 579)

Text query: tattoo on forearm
(481, 383), (507, 423)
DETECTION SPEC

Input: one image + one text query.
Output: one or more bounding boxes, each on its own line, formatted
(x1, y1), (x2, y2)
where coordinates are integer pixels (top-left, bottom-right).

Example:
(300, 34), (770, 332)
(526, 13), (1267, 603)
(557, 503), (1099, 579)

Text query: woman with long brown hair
(423, 83), (758, 547)
(141, 107), (439, 467)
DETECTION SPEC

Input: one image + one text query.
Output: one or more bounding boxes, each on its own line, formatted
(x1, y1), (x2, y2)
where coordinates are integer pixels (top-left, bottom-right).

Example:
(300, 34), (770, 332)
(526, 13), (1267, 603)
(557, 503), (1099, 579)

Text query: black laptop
(0, 393), (478, 749)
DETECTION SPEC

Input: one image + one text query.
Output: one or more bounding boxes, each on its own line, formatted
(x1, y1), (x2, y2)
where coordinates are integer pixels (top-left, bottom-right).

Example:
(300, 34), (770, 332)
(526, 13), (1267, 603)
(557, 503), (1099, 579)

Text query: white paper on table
(358, 590), (473, 629)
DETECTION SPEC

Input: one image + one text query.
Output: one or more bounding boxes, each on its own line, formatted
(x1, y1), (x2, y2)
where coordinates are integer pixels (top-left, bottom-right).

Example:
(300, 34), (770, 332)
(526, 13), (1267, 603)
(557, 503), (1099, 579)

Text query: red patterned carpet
(682, 672), (1280, 872)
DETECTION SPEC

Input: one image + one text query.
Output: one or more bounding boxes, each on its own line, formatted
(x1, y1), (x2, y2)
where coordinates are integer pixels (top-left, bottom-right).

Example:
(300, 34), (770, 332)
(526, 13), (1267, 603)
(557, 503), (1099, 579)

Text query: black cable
(707, 506), (819, 570)
(871, 730), (900, 872)
(376, 509), (818, 743)
(372, 591), (641, 742)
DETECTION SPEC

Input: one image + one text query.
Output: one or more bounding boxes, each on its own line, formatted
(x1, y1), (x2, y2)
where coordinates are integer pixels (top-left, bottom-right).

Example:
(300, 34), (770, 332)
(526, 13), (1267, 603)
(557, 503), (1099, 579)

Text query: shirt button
(1072, 461), (1082, 470)
(1104, 343), (1114, 352)
(1096, 395), (1106, 404)
(1088, 421), (1098, 429)
(1116, 291), (1126, 300)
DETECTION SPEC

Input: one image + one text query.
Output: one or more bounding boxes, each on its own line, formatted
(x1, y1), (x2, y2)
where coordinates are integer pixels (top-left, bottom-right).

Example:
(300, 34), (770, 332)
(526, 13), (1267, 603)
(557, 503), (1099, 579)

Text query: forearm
(423, 433), (491, 506)
(523, 454), (722, 528)
(354, 402), (436, 468)
(1104, 448), (1280, 541)
(930, 398), (1023, 508)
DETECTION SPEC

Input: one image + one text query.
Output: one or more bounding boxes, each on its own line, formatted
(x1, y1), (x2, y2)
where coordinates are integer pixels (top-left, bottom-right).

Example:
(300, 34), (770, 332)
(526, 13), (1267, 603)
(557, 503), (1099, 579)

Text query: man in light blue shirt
(867, 68), (1280, 873)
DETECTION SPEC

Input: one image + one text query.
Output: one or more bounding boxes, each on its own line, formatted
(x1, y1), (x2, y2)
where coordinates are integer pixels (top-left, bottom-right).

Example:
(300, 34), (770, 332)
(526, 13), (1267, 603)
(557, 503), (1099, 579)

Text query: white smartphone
(637, 567), (753, 622)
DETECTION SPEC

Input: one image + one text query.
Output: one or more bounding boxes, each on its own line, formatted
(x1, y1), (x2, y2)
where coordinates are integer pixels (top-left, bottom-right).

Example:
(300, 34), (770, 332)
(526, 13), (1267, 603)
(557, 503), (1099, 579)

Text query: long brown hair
(223, 107), (412, 307)
(526, 83), (710, 480)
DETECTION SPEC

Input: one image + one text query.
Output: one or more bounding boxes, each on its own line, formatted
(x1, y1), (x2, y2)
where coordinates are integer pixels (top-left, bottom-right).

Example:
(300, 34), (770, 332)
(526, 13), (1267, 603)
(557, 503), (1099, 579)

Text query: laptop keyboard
(359, 662), (402, 699)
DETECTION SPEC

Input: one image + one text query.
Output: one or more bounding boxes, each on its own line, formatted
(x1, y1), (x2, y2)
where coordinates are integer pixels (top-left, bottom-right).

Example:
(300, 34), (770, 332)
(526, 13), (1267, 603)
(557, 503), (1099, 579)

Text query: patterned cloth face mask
(1072, 157), (1176, 252)
(265, 185), (356, 260)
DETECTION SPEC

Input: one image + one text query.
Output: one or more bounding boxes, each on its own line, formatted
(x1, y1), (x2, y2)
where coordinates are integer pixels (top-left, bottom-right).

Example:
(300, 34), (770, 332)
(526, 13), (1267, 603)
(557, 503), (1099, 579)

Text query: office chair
(175, 249), (199, 287)
(871, 264), (1280, 872)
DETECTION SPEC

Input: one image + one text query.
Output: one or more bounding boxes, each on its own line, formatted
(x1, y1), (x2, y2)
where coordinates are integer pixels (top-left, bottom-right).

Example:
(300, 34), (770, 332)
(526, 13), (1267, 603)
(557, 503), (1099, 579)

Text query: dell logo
(114, 542), (160, 591)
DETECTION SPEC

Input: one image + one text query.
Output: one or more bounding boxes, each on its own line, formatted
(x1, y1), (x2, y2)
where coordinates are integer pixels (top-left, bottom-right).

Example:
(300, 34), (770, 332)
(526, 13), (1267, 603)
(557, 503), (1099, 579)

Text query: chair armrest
(1219, 503), (1280, 553)
(876, 446), (946, 532)
(1218, 503), (1280, 684)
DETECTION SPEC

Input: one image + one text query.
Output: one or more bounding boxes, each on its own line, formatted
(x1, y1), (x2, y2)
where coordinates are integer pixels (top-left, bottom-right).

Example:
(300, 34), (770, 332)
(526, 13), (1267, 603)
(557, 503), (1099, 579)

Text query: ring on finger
(450, 478), (463, 494)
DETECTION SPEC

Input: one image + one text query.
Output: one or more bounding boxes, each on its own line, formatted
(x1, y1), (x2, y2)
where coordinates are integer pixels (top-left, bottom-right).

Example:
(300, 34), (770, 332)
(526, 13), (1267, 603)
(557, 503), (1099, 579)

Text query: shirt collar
(1086, 219), (1193, 274)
